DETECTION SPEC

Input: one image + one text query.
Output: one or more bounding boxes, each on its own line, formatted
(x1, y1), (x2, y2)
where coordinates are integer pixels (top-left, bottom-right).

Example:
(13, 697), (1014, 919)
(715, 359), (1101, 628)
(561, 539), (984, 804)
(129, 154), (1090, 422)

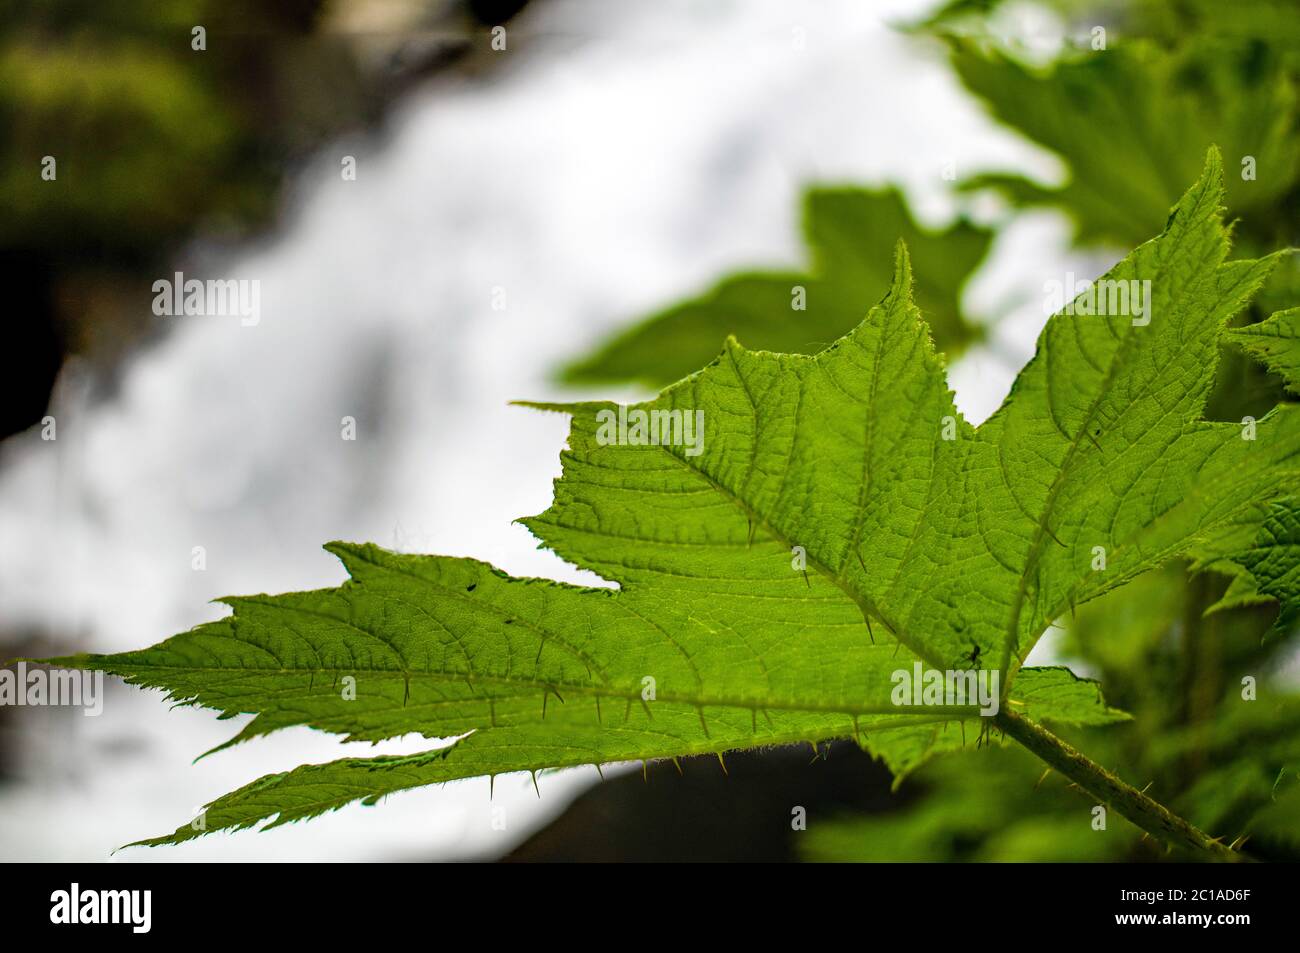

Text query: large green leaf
(560, 187), (991, 388)
(117, 665), (1120, 848)
(48, 151), (1300, 845)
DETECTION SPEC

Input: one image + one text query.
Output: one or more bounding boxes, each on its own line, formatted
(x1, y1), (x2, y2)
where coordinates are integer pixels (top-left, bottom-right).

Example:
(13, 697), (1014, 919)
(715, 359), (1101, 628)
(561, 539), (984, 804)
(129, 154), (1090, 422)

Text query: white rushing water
(0, 0), (1074, 860)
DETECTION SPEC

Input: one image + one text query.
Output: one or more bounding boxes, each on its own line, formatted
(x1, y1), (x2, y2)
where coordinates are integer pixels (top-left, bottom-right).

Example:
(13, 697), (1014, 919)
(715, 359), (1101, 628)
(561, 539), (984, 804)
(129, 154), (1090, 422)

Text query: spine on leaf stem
(992, 707), (1243, 862)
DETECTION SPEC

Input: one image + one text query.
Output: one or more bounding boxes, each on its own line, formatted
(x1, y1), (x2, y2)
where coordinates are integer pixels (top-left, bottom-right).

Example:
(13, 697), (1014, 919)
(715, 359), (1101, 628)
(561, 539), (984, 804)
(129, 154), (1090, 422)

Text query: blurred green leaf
(948, 37), (1300, 247)
(560, 188), (992, 388)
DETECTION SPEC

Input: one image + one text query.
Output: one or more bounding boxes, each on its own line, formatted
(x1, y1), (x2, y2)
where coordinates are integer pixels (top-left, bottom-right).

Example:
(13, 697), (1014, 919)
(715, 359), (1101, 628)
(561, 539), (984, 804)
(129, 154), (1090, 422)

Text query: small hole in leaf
(466, 583), (477, 592)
